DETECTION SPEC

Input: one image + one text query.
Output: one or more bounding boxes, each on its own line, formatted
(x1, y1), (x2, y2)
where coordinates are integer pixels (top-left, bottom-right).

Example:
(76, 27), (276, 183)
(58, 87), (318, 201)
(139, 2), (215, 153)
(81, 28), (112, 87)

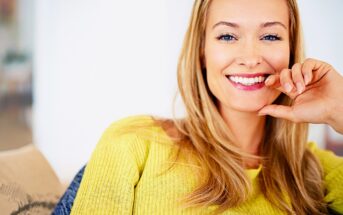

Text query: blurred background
(0, 0), (342, 184)
(0, 0), (33, 150)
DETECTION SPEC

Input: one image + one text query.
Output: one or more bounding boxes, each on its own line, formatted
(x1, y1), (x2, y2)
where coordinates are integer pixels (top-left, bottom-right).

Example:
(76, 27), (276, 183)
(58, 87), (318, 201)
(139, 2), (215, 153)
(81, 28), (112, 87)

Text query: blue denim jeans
(52, 165), (86, 215)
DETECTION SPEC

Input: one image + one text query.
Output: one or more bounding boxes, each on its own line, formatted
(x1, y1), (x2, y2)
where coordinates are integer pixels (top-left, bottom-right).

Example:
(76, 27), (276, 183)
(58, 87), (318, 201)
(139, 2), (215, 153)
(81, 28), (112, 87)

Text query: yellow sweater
(71, 115), (343, 214)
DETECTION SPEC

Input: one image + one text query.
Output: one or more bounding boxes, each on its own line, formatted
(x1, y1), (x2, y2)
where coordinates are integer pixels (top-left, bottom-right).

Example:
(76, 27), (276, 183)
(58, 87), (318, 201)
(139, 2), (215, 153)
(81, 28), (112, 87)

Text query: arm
(70, 118), (149, 214)
(308, 143), (343, 213)
(326, 98), (343, 134)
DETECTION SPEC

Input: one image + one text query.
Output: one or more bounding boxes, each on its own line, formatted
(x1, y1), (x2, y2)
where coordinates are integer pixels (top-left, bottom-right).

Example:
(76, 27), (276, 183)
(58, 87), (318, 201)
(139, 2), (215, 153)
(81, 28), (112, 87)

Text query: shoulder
(95, 115), (184, 171)
(98, 114), (180, 149)
(307, 142), (343, 175)
(100, 115), (157, 142)
(91, 115), (163, 173)
(108, 114), (182, 139)
(307, 144), (343, 212)
(106, 114), (156, 135)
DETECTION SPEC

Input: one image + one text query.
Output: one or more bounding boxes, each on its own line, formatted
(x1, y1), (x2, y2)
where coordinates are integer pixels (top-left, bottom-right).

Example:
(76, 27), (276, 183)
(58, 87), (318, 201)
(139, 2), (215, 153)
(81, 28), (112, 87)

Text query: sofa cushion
(0, 144), (64, 215)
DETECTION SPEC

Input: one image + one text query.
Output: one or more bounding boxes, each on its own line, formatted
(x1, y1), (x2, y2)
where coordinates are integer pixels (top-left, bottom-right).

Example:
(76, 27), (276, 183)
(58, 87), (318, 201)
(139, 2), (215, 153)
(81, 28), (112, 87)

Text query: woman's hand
(258, 58), (343, 134)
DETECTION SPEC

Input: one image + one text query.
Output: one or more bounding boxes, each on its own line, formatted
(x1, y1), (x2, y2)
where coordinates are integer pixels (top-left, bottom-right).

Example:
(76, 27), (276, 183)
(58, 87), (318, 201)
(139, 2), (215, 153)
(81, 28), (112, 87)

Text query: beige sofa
(0, 144), (64, 215)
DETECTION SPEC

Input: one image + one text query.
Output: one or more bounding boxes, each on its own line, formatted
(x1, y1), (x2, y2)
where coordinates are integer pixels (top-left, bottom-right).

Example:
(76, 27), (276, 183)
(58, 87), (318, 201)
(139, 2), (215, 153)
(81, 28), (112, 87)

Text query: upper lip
(225, 72), (272, 78)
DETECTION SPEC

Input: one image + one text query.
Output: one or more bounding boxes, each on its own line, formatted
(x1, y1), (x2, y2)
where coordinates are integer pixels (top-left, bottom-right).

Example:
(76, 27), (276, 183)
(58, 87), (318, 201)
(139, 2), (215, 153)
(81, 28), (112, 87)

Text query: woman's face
(204, 0), (290, 113)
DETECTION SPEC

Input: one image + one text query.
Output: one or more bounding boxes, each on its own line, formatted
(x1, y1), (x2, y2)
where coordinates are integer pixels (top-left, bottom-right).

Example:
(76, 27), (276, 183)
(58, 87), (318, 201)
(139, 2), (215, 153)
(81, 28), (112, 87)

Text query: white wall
(34, 0), (182, 182)
(34, 0), (343, 183)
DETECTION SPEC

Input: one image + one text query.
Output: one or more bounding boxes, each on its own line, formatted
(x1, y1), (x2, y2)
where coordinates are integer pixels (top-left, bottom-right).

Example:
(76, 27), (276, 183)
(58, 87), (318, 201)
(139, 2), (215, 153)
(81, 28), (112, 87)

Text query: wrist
(326, 100), (343, 134)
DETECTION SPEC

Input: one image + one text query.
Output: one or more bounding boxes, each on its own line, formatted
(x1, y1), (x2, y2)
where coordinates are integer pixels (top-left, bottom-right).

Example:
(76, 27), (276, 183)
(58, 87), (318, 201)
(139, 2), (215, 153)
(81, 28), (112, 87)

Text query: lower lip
(227, 78), (265, 91)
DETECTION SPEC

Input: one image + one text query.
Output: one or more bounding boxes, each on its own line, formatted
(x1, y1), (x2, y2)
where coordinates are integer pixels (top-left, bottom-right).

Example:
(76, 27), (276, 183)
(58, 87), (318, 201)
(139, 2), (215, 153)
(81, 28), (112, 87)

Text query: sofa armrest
(0, 144), (64, 214)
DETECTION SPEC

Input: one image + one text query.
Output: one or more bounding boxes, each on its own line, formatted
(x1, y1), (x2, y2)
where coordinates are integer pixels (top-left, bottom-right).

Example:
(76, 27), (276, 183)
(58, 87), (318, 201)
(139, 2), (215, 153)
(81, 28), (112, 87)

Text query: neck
(220, 107), (266, 157)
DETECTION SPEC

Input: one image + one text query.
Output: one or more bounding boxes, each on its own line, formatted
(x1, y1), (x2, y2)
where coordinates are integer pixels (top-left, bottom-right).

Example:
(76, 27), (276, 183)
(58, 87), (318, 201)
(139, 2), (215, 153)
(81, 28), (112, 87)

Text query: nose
(235, 44), (263, 69)
(235, 55), (262, 68)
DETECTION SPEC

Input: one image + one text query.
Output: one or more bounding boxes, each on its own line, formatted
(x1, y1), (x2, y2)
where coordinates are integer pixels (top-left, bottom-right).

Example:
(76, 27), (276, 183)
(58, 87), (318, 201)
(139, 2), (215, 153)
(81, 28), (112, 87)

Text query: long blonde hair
(169, 0), (328, 214)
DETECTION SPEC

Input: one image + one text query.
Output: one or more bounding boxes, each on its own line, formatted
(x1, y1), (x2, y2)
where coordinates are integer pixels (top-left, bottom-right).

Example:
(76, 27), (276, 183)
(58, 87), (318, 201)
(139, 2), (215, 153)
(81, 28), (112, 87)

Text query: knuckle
(304, 58), (316, 63)
(292, 69), (302, 79)
(303, 58), (316, 68)
(280, 69), (290, 79)
(301, 67), (309, 75)
(325, 63), (333, 71)
(291, 63), (301, 70)
(280, 68), (289, 73)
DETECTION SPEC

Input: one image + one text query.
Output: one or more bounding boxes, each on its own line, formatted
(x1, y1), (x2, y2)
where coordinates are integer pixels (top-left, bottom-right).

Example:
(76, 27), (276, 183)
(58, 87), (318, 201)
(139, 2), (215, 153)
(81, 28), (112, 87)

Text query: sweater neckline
(246, 165), (262, 179)
(151, 116), (262, 180)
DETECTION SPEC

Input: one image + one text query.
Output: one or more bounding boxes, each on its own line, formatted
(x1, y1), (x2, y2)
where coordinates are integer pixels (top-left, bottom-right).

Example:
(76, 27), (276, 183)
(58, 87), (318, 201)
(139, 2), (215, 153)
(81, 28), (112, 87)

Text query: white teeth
(228, 75), (266, 86)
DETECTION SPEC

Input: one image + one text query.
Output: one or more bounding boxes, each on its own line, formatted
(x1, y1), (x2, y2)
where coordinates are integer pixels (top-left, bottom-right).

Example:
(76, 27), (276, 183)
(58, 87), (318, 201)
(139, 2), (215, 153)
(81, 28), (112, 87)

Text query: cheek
(264, 46), (290, 72)
(205, 43), (235, 73)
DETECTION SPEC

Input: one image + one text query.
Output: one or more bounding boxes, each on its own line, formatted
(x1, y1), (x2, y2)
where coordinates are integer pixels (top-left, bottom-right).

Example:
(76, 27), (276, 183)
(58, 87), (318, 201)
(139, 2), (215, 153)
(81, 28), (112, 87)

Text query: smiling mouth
(225, 74), (269, 86)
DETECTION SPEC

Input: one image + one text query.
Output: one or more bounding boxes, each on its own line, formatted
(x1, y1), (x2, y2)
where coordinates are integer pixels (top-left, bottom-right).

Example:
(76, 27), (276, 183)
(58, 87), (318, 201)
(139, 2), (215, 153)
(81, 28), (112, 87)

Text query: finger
(265, 71), (297, 99)
(302, 58), (329, 84)
(264, 74), (280, 88)
(280, 68), (294, 93)
(279, 68), (298, 98)
(291, 63), (305, 94)
(258, 104), (299, 122)
(301, 58), (314, 85)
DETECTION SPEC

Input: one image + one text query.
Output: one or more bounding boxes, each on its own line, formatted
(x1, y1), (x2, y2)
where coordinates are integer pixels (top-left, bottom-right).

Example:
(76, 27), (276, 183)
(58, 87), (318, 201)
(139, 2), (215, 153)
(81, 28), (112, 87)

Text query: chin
(216, 90), (281, 114)
(228, 95), (279, 113)
(231, 102), (268, 113)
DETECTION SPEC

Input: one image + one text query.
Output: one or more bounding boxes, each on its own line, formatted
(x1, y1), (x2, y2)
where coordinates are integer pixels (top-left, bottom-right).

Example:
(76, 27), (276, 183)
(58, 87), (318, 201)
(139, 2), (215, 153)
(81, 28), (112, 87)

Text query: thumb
(258, 105), (298, 122)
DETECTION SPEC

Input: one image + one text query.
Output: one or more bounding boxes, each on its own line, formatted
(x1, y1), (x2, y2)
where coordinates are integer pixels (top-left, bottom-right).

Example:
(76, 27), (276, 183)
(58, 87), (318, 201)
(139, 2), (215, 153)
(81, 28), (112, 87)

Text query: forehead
(207, 0), (289, 29)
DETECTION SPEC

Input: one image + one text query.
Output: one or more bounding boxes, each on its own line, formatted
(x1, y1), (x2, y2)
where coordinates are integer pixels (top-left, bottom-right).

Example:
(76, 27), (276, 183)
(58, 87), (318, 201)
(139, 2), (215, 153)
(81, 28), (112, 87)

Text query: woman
(70, 0), (343, 214)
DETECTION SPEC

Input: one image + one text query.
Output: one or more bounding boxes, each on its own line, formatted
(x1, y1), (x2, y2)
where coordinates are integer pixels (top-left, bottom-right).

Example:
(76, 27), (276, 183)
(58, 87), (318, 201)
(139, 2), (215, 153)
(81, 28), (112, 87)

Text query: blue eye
(262, 34), (281, 41)
(217, 34), (282, 42)
(217, 34), (236, 42)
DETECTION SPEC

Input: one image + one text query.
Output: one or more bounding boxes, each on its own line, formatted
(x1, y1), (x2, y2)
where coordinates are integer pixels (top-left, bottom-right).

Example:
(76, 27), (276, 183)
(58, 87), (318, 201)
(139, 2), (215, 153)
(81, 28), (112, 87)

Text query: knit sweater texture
(71, 115), (343, 214)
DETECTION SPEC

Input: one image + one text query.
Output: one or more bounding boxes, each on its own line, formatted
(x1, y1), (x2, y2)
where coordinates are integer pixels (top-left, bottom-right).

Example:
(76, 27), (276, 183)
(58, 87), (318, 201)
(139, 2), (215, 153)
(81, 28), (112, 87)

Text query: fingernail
(304, 74), (310, 85)
(296, 82), (304, 94)
(265, 76), (273, 85)
(284, 83), (292, 93)
(265, 78), (271, 85)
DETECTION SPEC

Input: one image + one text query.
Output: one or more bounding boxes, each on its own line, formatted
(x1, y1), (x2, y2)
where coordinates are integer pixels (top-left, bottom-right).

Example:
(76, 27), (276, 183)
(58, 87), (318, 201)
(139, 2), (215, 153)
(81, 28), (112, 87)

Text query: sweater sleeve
(70, 116), (151, 215)
(308, 142), (343, 213)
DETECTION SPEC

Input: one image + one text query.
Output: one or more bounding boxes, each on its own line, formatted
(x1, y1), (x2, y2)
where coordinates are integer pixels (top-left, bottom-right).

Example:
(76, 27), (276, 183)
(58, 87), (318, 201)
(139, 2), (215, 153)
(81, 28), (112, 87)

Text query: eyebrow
(212, 21), (287, 30)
